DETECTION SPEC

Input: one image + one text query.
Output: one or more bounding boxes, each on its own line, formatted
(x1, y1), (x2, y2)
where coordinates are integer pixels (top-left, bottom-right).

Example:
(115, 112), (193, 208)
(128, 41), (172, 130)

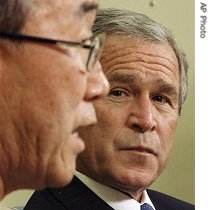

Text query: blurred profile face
(0, 0), (109, 192)
(77, 35), (180, 200)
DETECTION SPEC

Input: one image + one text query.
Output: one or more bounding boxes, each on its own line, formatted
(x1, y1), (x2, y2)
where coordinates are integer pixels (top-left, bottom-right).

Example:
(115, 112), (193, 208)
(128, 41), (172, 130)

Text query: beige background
(0, 0), (195, 207)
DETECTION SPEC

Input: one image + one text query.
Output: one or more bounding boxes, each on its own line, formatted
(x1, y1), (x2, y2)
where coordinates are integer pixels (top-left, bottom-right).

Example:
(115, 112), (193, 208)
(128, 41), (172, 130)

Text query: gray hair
(93, 8), (188, 113)
(0, 0), (30, 33)
(0, 0), (30, 50)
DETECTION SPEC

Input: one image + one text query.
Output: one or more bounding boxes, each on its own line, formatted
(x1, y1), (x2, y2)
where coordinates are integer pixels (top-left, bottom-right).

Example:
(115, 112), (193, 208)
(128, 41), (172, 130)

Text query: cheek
(19, 57), (88, 140)
(158, 112), (178, 140)
(81, 102), (118, 144)
(30, 71), (87, 114)
(163, 116), (178, 141)
(95, 100), (128, 125)
(65, 74), (87, 105)
(91, 104), (126, 158)
(158, 116), (178, 166)
(18, 44), (87, 96)
(43, 60), (87, 109)
(94, 104), (124, 144)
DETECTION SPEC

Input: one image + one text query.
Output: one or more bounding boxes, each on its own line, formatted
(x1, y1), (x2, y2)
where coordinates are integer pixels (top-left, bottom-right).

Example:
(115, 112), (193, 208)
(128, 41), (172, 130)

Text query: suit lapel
(48, 176), (114, 210)
(147, 189), (168, 210)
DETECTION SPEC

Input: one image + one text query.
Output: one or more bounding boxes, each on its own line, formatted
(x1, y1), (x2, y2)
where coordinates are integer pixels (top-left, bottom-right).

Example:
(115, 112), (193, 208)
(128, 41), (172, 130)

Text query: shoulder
(24, 177), (113, 210)
(147, 189), (195, 210)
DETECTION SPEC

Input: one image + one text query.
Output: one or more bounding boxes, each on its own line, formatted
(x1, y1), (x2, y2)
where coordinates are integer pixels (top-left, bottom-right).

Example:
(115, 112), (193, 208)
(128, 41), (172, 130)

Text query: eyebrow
(156, 79), (179, 97)
(80, 1), (98, 13)
(108, 72), (179, 98)
(108, 73), (138, 84)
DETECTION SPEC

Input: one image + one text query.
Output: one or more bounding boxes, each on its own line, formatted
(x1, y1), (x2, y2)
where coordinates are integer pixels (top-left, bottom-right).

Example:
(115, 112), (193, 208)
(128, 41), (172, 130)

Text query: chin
(112, 169), (155, 190)
(46, 173), (74, 188)
(45, 164), (75, 188)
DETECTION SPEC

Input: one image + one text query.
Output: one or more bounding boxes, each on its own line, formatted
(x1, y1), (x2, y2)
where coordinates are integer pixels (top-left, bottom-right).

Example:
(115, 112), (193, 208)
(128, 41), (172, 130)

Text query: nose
(127, 94), (157, 133)
(84, 61), (109, 100)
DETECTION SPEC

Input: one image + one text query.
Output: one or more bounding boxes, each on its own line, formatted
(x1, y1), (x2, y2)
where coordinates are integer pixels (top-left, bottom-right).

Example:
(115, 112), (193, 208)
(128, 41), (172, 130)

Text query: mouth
(72, 131), (79, 138)
(76, 102), (97, 128)
(123, 146), (157, 156)
(70, 130), (85, 152)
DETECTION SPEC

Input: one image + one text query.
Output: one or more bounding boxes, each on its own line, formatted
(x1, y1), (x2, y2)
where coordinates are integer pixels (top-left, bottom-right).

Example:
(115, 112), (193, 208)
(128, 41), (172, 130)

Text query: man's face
(0, 0), (109, 190)
(78, 35), (180, 200)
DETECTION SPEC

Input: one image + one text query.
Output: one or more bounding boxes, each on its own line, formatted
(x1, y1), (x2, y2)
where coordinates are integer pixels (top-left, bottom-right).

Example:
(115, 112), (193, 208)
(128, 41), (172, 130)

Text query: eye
(152, 95), (170, 105)
(110, 90), (126, 97)
(106, 88), (133, 103)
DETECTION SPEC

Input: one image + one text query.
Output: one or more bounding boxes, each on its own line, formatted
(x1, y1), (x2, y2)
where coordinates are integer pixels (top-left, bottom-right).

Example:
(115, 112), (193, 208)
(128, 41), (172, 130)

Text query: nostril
(132, 124), (143, 133)
(131, 121), (156, 133)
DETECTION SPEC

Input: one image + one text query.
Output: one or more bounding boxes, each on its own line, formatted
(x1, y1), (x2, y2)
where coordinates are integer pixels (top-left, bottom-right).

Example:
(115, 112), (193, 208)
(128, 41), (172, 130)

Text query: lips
(71, 131), (85, 152)
(122, 146), (157, 156)
(74, 102), (97, 129)
(72, 131), (79, 138)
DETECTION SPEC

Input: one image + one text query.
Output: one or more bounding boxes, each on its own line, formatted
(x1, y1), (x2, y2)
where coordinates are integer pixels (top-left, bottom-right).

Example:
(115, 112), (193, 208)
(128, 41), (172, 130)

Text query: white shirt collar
(75, 171), (156, 210)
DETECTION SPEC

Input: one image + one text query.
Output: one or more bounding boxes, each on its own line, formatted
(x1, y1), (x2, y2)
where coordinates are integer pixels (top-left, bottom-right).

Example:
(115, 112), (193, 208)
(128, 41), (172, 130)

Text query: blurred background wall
(0, 0), (194, 207)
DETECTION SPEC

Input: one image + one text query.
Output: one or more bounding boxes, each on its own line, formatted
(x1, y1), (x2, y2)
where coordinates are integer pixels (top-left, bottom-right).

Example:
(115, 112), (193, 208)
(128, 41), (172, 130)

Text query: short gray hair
(0, 0), (32, 50)
(93, 8), (188, 113)
(0, 0), (30, 33)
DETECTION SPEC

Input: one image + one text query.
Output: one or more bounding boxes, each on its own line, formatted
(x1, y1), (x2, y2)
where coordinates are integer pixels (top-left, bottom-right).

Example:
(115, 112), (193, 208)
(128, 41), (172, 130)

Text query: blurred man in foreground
(0, 0), (109, 200)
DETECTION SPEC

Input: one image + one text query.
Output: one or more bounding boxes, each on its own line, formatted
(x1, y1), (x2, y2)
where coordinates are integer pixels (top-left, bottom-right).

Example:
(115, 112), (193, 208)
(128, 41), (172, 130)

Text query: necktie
(141, 203), (154, 210)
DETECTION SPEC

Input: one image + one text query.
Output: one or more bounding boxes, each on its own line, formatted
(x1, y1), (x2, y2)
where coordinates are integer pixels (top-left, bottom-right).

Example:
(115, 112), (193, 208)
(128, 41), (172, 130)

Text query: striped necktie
(141, 203), (154, 210)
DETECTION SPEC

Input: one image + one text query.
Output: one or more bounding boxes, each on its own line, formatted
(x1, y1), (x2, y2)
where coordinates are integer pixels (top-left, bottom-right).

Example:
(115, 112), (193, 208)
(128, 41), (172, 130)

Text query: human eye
(152, 95), (172, 106)
(110, 89), (126, 97)
(106, 88), (132, 103)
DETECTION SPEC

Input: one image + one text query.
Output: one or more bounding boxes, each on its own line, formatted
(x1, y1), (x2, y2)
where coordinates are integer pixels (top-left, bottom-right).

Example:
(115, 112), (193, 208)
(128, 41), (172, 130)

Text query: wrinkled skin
(0, 0), (109, 198)
(77, 35), (180, 201)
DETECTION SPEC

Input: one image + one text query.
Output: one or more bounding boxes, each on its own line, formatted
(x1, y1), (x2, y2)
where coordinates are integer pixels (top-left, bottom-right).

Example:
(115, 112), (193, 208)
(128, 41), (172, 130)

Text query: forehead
(101, 35), (179, 76)
(24, 0), (97, 37)
(103, 35), (177, 62)
(100, 35), (180, 89)
(33, 0), (97, 12)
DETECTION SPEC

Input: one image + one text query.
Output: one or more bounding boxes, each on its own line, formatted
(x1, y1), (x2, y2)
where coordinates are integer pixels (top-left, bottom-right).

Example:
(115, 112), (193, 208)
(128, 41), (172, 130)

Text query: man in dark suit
(23, 176), (193, 210)
(24, 9), (194, 210)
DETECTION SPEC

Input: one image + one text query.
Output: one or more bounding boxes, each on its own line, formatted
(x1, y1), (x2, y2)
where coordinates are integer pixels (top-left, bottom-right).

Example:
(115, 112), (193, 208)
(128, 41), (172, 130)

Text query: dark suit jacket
(24, 176), (194, 210)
